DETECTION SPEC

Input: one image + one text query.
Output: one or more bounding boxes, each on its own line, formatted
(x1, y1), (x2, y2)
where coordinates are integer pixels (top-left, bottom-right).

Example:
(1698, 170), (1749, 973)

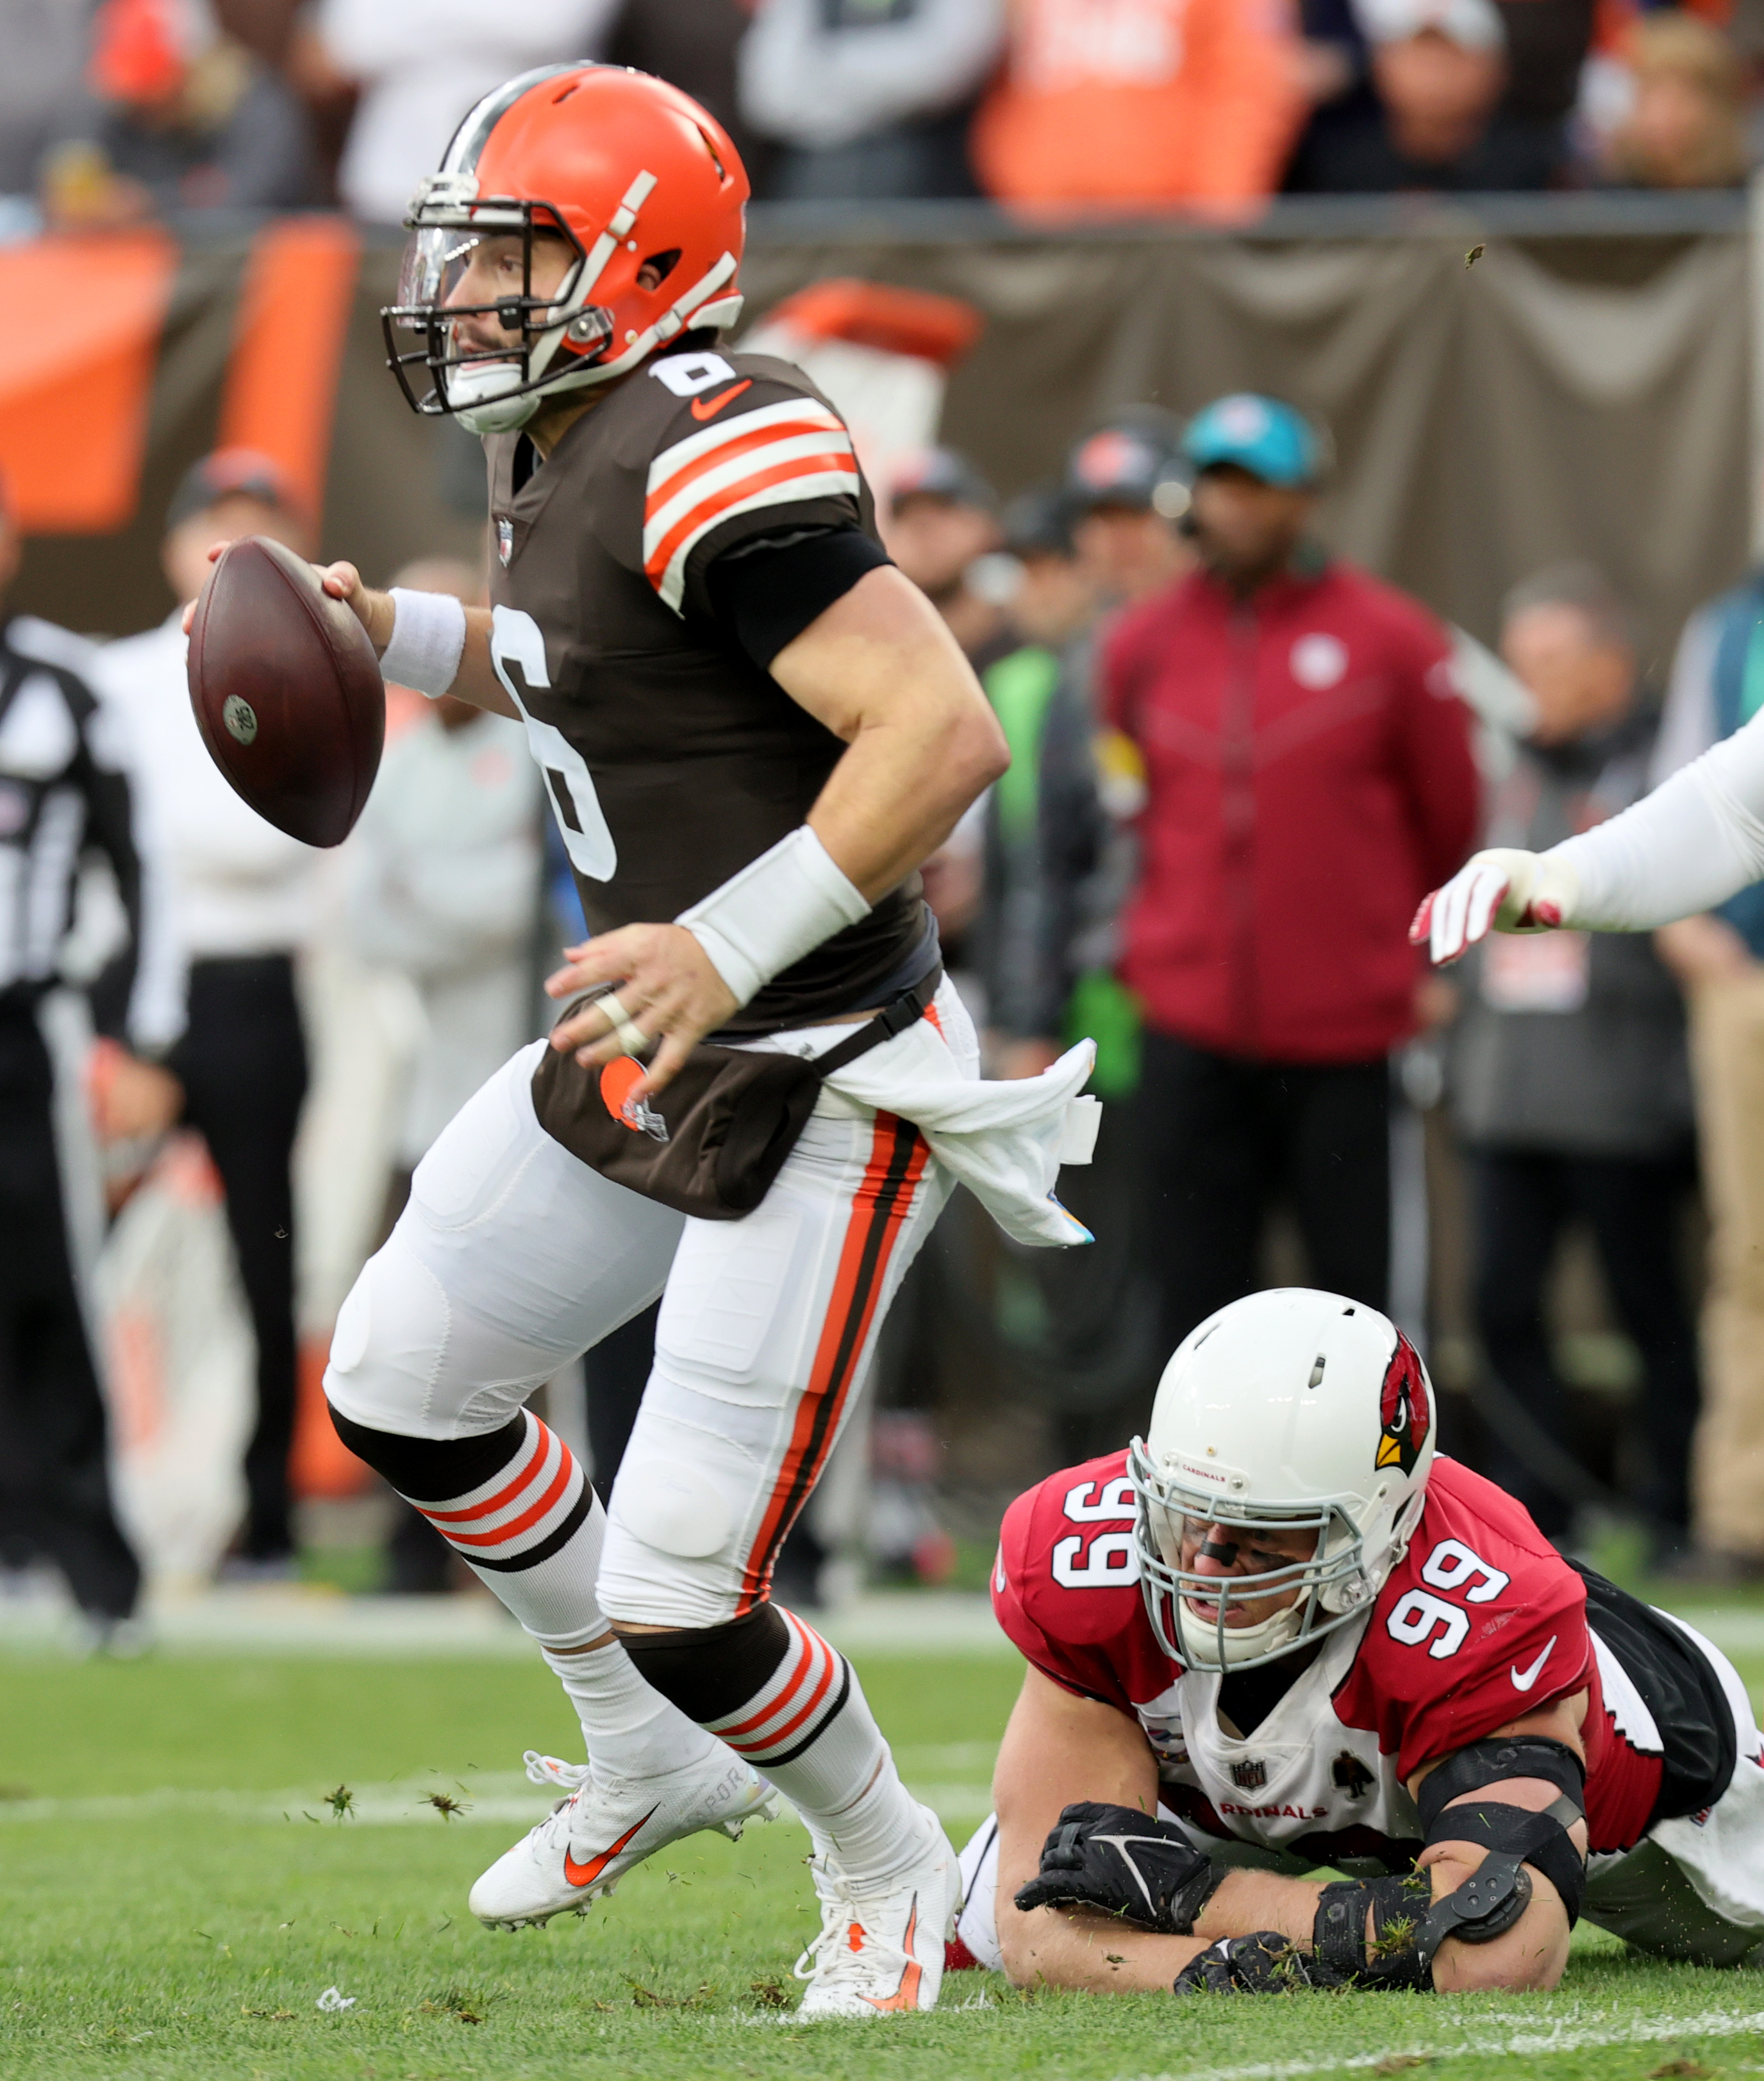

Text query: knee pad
(608, 1455), (736, 1561)
(323, 1242), (452, 1436)
(595, 1445), (748, 1629)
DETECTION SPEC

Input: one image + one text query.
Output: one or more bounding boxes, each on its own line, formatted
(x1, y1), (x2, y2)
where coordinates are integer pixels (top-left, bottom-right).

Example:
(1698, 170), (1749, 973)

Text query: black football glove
(1013, 1803), (1227, 1933)
(1173, 1931), (1344, 1996)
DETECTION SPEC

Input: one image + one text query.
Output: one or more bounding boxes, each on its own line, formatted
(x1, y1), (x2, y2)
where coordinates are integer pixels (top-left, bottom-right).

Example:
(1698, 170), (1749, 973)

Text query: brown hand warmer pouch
(529, 967), (941, 1220)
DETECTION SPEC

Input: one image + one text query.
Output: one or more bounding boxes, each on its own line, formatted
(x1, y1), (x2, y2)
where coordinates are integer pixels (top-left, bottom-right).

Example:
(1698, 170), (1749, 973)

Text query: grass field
(6, 1638), (1764, 2081)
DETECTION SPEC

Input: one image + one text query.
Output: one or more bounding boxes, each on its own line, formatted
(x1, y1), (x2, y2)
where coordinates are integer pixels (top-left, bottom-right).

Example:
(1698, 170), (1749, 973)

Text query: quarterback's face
(1177, 1516), (1318, 1630)
(444, 233), (579, 356)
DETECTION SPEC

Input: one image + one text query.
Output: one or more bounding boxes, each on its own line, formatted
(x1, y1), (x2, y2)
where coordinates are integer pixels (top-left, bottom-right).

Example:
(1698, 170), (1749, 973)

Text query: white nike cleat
(469, 1747), (778, 1930)
(792, 1803), (960, 2018)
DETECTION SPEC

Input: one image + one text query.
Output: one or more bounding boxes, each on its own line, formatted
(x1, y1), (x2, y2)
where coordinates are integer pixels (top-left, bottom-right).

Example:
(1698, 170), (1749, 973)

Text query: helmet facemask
(1128, 1437), (1379, 1672)
(383, 189), (608, 434)
(379, 64), (749, 435)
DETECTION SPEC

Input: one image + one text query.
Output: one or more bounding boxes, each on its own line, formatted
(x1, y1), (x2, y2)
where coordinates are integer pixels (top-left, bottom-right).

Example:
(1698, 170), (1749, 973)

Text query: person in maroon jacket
(1102, 394), (1478, 1350)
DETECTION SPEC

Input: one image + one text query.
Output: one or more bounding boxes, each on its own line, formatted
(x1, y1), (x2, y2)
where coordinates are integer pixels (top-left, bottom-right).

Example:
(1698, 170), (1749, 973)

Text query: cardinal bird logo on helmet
(1375, 1334), (1430, 1475)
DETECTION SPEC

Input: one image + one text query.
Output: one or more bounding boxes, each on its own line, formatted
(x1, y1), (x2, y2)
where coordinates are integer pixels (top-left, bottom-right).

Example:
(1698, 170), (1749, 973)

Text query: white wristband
(676, 827), (870, 1007)
(379, 587), (467, 699)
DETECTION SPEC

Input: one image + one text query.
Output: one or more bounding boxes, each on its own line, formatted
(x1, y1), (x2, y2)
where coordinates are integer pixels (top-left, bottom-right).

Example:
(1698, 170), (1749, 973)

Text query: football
(186, 535), (385, 848)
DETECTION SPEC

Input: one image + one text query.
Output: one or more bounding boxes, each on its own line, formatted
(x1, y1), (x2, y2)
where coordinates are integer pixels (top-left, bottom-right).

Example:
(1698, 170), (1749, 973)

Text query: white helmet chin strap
(449, 360), (542, 434)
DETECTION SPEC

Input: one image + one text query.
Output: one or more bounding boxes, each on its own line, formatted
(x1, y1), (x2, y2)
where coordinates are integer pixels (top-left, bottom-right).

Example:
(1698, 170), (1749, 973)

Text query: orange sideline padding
(0, 231), (176, 531)
(290, 1331), (372, 1497)
(218, 215), (361, 524)
(762, 278), (983, 367)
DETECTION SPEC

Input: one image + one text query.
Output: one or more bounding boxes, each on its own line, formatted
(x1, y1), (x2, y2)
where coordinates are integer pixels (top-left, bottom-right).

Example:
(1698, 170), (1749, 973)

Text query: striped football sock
(705, 1609), (921, 1880)
(327, 1404), (722, 1780)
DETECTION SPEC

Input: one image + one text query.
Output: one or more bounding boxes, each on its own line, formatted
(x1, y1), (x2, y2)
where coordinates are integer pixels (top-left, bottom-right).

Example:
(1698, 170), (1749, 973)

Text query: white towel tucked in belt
(750, 979), (1099, 1250)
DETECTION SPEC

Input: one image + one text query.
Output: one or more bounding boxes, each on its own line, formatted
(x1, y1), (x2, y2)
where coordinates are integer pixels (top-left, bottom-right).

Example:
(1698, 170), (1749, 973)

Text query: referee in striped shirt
(0, 477), (184, 1647)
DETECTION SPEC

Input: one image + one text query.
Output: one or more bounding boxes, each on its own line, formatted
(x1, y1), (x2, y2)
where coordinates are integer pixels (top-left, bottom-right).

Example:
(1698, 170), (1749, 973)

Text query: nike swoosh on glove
(1173, 1931), (1343, 1995)
(1409, 848), (1583, 966)
(1013, 1802), (1226, 1933)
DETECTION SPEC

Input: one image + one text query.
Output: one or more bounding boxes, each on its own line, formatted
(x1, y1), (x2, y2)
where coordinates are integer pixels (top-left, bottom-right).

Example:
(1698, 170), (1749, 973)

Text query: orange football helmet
(383, 65), (749, 433)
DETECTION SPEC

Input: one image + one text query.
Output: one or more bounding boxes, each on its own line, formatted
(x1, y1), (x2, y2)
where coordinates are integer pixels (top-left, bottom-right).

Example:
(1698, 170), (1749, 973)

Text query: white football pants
(324, 991), (970, 1629)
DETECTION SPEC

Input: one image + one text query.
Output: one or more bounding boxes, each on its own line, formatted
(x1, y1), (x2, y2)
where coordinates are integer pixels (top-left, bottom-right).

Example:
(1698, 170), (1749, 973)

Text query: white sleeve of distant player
(1649, 604), (1720, 788)
(1549, 710), (1764, 929)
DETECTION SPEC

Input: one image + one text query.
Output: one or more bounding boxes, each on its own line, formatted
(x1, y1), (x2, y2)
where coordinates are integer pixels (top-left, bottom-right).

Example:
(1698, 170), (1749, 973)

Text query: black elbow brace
(1422, 1795), (1586, 1932)
(1415, 1737), (1586, 1832)
(1417, 1736), (1587, 1930)
(1313, 1738), (1587, 1991)
(1313, 1803), (1582, 1993)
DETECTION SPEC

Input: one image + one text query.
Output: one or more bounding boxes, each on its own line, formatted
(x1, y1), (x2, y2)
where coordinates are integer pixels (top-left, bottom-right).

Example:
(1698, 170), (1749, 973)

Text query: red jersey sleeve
(992, 1453), (1149, 1715)
(1333, 1459), (1593, 1782)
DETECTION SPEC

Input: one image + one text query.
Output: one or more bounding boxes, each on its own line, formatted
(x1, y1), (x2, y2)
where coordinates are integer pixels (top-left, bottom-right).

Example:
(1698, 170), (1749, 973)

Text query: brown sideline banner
(0, 217), (1749, 663)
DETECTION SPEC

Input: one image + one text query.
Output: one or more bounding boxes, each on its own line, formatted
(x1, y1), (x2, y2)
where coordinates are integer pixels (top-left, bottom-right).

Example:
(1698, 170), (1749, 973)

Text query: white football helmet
(1129, 1289), (1436, 1672)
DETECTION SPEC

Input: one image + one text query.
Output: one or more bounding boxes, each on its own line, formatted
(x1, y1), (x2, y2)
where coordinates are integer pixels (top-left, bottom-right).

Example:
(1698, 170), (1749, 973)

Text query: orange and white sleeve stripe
(642, 397), (860, 615)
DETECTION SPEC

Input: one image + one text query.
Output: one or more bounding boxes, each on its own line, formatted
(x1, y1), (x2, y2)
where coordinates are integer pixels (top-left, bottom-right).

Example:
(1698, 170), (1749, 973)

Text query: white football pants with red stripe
(324, 983), (969, 1629)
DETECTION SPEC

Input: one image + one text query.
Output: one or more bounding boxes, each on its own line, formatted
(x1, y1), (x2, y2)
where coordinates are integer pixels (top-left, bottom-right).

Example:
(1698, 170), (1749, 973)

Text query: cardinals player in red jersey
(953, 1288), (1764, 1993)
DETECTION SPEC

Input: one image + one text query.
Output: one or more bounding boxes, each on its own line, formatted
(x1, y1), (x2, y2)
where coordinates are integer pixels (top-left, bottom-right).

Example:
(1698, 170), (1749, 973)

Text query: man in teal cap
(1097, 391), (1478, 1363)
(1179, 392), (1331, 592)
(1184, 390), (1326, 488)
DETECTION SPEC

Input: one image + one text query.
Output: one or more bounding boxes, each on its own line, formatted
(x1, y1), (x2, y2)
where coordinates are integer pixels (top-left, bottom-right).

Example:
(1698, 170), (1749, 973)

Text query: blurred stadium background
(9, 4), (1764, 2073)
(4, 191), (1751, 1615)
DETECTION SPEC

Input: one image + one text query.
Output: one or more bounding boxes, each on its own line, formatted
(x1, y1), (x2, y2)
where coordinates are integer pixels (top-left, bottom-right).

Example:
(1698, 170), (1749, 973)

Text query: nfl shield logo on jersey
(497, 517), (515, 567)
(1229, 1760), (1267, 1791)
(1375, 1334), (1431, 1475)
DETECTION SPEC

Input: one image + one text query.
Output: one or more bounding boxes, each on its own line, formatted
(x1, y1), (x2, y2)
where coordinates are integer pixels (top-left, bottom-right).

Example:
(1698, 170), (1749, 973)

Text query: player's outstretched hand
(1013, 1802), (1226, 1934)
(180, 544), (395, 652)
(545, 923), (740, 1102)
(1173, 1931), (1340, 1996)
(1408, 847), (1582, 966)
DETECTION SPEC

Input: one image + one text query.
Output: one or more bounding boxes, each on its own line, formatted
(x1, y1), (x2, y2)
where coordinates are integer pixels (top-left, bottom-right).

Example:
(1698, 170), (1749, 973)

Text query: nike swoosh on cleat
(689, 379), (753, 421)
(1510, 1635), (1558, 1692)
(861, 1896), (924, 2013)
(562, 1805), (659, 1889)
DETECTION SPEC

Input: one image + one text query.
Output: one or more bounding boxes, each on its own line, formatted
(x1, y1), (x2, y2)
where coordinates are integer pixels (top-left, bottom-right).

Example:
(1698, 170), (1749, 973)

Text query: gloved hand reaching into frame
(1409, 848), (1583, 966)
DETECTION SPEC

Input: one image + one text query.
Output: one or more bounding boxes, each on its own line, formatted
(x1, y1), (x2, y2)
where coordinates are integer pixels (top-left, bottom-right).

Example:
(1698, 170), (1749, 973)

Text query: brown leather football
(187, 536), (385, 848)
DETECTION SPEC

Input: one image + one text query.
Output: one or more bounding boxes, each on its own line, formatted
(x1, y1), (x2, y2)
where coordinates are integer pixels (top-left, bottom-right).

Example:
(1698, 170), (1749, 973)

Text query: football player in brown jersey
(279, 65), (1047, 2017)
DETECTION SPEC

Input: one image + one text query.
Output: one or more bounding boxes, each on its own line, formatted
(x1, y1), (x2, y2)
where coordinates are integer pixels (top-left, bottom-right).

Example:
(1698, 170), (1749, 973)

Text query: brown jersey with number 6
(485, 344), (932, 1035)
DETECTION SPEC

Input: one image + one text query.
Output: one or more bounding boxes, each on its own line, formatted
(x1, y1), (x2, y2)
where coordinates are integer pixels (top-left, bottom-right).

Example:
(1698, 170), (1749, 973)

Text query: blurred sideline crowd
(5, 0), (1764, 237)
(8, 359), (1764, 1645)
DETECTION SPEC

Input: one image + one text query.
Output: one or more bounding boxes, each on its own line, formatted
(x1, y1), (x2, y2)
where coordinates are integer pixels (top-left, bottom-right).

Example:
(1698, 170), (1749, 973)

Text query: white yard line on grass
(0, 1588), (1011, 1659)
(1126, 2005), (1764, 2081)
